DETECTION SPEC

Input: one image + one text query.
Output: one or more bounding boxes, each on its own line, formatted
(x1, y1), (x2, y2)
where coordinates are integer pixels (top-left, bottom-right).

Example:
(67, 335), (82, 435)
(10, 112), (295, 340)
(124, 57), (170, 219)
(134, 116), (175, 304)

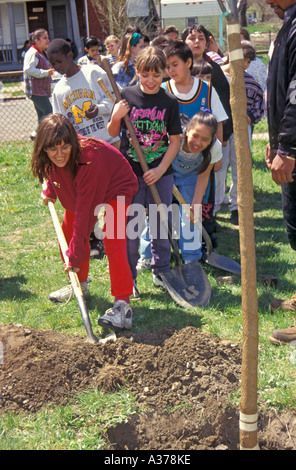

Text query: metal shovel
(99, 60), (211, 308)
(47, 200), (101, 343)
(172, 185), (241, 275)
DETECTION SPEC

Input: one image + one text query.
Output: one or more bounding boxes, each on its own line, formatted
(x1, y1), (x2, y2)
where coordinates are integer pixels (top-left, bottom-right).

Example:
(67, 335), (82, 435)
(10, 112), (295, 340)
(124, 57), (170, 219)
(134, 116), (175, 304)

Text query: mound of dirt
(0, 323), (295, 450)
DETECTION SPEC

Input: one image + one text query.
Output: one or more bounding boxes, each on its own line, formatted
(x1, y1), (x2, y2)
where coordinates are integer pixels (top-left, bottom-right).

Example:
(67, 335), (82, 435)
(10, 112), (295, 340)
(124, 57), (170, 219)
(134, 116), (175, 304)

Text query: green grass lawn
(1, 123), (296, 448)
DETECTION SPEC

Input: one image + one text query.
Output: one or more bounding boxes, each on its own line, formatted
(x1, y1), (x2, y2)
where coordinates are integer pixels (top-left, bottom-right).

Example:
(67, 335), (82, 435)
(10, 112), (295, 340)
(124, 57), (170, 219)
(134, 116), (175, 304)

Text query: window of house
(186, 17), (198, 27)
(0, 7), (3, 45)
(13, 3), (27, 46)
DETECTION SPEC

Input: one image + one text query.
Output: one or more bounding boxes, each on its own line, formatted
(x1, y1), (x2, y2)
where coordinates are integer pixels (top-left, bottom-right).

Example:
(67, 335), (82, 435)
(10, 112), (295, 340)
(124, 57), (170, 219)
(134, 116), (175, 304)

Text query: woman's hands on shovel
(41, 192), (80, 274)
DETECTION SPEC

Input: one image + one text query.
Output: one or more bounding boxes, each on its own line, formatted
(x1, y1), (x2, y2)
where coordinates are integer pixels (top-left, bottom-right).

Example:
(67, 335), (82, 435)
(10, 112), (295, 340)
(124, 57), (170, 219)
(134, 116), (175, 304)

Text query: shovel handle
(98, 78), (116, 104)
(46, 198), (100, 343)
(172, 184), (213, 254)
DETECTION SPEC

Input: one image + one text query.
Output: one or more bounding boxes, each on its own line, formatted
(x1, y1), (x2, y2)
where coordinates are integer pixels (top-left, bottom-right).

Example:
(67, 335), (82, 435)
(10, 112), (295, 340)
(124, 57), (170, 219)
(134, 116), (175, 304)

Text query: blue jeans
(174, 172), (207, 262)
(140, 216), (152, 259)
(127, 175), (173, 279)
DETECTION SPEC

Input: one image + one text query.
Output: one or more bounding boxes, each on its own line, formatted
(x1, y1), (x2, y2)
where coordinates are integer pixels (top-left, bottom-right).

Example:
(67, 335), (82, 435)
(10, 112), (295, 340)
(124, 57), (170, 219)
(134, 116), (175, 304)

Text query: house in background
(0, 0), (223, 72)
(160, 0), (224, 43)
(0, 0), (116, 71)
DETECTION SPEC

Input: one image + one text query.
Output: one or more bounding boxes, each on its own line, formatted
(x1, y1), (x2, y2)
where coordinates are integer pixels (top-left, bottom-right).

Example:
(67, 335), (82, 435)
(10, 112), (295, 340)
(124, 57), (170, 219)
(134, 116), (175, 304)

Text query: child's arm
(216, 122), (223, 145)
(107, 99), (130, 137)
(143, 134), (181, 186)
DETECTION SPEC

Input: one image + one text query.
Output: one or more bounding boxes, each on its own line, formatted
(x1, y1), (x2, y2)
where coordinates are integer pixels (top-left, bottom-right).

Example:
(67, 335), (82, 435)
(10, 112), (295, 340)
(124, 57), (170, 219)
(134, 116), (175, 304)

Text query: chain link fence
(0, 71), (38, 145)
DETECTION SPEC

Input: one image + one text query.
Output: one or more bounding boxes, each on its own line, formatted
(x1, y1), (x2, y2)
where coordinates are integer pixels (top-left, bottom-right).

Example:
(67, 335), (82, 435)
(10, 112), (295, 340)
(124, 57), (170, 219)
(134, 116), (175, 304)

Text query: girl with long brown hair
(111, 32), (145, 88)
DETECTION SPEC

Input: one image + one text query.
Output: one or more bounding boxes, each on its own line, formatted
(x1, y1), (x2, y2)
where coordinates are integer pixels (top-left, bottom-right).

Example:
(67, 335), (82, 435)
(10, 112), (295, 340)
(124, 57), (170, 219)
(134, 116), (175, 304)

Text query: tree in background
(90, 0), (159, 39)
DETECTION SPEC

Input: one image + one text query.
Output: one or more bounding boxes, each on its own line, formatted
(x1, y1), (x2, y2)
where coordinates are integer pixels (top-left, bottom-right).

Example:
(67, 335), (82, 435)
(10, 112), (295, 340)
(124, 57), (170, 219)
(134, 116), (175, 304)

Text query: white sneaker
(49, 282), (89, 303)
(98, 300), (133, 330)
(153, 273), (165, 288)
(136, 257), (152, 271)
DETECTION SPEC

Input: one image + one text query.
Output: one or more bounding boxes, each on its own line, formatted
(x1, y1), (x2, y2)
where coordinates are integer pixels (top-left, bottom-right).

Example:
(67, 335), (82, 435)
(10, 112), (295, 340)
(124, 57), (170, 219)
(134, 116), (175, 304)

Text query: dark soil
(0, 323), (295, 450)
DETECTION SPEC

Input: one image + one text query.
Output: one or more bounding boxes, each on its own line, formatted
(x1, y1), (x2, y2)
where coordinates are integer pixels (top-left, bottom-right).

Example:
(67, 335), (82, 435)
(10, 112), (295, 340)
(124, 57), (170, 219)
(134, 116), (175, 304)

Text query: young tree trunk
(226, 19), (259, 450)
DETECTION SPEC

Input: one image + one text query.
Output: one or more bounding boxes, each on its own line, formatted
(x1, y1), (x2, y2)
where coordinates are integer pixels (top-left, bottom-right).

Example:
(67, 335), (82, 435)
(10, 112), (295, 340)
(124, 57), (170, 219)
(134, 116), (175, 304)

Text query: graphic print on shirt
(62, 88), (105, 137)
(127, 106), (168, 164)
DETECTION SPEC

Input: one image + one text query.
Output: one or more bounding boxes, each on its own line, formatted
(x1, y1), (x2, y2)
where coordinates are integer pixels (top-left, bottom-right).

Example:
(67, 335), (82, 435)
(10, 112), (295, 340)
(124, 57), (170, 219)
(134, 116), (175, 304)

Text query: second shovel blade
(161, 260), (211, 309)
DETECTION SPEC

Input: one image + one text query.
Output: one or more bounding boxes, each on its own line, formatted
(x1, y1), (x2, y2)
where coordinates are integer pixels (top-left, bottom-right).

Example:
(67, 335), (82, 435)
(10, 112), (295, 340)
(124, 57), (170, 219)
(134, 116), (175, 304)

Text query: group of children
(30, 22), (265, 332)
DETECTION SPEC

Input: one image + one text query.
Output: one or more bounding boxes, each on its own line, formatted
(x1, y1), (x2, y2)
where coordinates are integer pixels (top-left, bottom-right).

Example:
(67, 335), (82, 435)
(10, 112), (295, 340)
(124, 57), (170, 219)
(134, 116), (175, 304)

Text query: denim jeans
(127, 175), (173, 279)
(173, 172), (207, 262)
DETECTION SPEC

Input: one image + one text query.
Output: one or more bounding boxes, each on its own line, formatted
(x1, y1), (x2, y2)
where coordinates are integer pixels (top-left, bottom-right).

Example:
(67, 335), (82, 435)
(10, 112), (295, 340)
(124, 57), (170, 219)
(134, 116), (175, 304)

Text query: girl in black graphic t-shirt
(108, 46), (182, 290)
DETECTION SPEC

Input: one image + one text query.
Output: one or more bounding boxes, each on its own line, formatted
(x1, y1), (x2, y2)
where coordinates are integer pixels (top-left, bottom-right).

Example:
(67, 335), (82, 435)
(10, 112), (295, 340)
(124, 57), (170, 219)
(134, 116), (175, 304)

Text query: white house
(160, 0), (224, 42)
(0, 0), (86, 71)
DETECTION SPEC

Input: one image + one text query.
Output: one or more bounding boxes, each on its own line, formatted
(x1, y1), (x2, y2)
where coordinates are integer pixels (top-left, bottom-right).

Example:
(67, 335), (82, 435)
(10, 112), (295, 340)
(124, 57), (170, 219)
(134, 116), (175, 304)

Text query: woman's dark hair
(183, 111), (218, 174)
(31, 113), (80, 183)
(181, 24), (210, 43)
(164, 40), (193, 70)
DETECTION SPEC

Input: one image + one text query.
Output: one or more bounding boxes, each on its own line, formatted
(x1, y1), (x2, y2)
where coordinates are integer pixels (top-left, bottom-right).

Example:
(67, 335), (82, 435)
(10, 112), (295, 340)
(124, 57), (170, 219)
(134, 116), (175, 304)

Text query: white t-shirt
(52, 64), (118, 143)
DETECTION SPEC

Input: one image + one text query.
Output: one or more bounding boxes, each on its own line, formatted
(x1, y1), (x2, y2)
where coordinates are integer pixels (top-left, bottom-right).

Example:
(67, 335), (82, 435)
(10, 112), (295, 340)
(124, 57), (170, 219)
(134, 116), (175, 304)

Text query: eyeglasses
(45, 144), (72, 156)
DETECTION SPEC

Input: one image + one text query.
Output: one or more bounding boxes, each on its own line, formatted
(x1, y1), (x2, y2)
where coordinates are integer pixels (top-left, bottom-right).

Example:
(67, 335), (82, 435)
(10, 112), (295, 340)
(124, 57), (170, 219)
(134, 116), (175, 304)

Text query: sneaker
(269, 326), (296, 345)
(153, 273), (165, 288)
(30, 131), (37, 141)
(270, 295), (296, 312)
(133, 279), (141, 299)
(49, 282), (89, 303)
(90, 239), (105, 259)
(136, 257), (152, 271)
(98, 300), (133, 331)
(230, 210), (239, 225)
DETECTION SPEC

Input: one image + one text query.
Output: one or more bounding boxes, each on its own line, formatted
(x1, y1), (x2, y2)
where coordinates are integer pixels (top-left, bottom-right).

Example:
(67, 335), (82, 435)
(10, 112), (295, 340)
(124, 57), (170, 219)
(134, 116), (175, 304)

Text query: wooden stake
(226, 21), (259, 450)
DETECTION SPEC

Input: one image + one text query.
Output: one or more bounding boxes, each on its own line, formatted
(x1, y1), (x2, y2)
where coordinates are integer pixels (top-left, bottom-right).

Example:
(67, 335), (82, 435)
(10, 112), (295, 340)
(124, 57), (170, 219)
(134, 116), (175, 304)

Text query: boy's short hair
(84, 36), (99, 49)
(181, 24), (210, 43)
(135, 46), (167, 72)
(151, 34), (174, 51)
(47, 38), (71, 57)
(240, 28), (250, 41)
(241, 40), (256, 61)
(162, 25), (179, 35)
(164, 41), (193, 70)
(191, 60), (212, 77)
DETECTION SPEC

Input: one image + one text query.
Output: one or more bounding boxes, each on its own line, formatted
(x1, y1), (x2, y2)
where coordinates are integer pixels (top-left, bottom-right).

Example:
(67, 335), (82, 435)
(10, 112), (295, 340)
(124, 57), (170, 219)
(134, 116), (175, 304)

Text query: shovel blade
(205, 252), (241, 275)
(161, 260), (211, 309)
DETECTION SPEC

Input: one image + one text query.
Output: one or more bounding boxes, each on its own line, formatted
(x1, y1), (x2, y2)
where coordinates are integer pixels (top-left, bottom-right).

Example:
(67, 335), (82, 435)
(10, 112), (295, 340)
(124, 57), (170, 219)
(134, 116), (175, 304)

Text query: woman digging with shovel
(31, 113), (139, 331)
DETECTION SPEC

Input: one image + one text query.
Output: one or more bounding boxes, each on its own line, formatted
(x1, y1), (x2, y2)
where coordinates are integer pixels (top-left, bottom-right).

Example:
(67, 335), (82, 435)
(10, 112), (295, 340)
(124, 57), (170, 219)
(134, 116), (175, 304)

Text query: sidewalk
(0, 97), (37, 143)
